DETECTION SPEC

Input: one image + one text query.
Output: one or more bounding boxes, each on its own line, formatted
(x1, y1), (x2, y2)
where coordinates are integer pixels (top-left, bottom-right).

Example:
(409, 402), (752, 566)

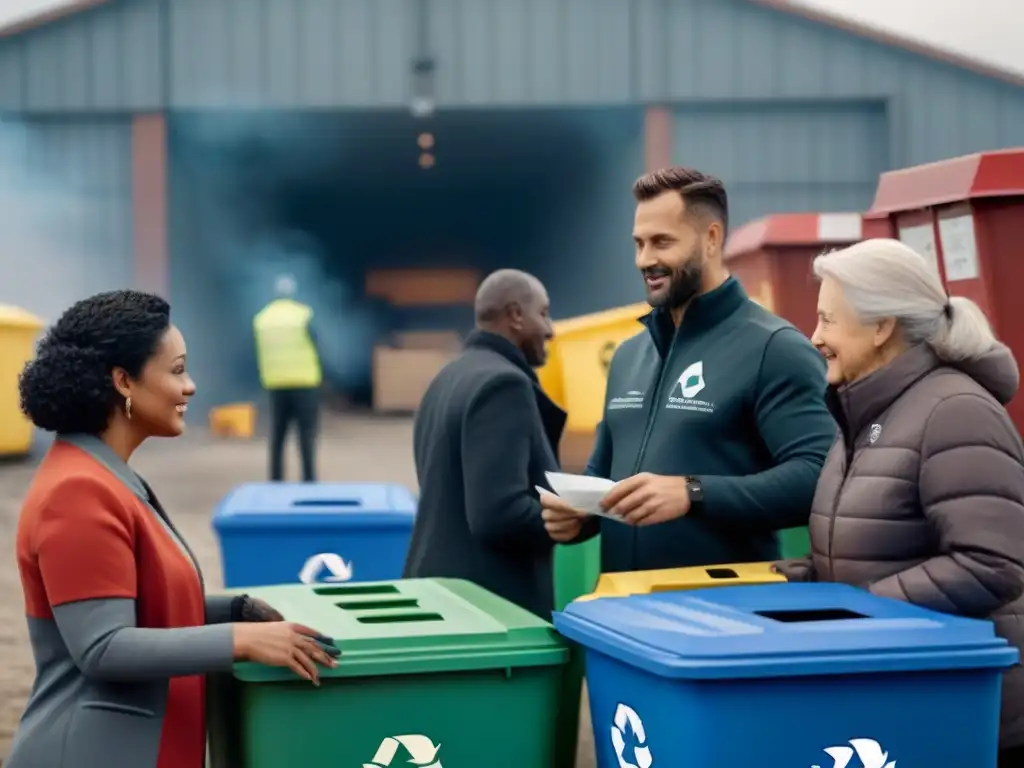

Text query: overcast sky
(2, 0), (1022, 77)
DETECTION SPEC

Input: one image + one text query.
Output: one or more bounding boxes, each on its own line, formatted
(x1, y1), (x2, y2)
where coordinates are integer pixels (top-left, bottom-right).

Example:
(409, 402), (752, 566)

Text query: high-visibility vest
(253, 299), (322, 389)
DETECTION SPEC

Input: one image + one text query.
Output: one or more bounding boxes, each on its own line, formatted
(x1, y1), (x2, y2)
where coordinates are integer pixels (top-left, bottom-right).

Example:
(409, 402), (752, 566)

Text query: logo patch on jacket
(609, 391), (645, 410)
(667, 361), (715, 413)
(868, 423), (882, 444)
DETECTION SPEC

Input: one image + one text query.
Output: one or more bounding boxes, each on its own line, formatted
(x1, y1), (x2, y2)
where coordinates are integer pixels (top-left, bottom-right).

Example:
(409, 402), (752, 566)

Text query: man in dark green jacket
(542, 167), (836, 572)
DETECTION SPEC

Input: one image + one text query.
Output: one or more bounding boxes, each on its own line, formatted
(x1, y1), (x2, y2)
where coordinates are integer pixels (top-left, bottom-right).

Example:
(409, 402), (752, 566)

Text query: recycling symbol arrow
(817, 738), (895, 768)
(363, 734), (442, 768)
(610, 703), (653, 768)
(298, 552), (353, 584)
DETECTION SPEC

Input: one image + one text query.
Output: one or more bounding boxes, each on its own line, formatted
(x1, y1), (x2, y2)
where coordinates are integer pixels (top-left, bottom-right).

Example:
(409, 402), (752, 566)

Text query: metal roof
(3, 0), (1024, 88)
(725, 212), (864, 257)
(868, 148), (1024, 215)
(0, 0), (109, 37)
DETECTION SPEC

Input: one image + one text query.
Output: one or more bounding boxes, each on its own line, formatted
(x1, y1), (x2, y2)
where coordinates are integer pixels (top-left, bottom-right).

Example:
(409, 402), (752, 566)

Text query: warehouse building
(1, 0), (1023, 409)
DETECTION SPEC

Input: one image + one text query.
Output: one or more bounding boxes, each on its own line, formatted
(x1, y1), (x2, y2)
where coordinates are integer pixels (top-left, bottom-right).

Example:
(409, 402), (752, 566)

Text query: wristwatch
(685, 477), (704, 505)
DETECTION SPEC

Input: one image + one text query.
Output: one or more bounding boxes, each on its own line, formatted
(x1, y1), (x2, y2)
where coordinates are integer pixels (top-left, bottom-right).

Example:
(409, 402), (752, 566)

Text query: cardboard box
(372, 345), (459, 413)
(365, 269), (479, 307)
(393, 330), (463, 351)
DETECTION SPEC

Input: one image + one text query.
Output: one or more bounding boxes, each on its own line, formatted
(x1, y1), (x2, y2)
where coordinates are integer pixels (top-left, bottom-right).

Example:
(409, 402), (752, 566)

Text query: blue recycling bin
(212, 482), (417, 588)
(554, 582), (1018, 768)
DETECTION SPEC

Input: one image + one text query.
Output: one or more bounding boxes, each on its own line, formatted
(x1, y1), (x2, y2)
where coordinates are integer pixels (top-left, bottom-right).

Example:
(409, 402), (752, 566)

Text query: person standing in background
(253, 274), (323, 482)
(542, 167), (836, 570)
(404, 269), (565, 618)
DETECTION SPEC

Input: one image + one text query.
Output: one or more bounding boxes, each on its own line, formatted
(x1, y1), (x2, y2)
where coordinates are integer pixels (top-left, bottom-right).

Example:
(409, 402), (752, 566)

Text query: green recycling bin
(552, 537), (601, 768)
(779, 526), (811, 558)
(209, 578), (570, 768)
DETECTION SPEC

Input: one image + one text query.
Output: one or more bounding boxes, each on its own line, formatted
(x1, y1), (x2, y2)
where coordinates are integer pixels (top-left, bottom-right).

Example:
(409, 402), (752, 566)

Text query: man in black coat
(403, 269), (566, 618)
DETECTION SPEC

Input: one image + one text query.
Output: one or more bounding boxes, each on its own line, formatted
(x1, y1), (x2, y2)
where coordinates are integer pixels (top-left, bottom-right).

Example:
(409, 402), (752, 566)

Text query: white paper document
(538, 471), (626, 522)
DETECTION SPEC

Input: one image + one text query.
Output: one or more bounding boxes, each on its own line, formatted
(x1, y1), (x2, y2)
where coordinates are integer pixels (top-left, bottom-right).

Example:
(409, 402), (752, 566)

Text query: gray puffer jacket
(776, 342), (1024, 749)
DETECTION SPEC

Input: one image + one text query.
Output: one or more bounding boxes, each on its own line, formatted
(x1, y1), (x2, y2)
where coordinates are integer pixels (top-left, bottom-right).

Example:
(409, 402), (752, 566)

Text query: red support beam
(131, 113), (169, 298)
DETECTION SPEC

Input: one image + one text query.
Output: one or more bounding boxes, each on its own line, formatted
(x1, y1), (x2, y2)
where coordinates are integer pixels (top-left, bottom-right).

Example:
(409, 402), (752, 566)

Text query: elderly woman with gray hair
(774, 238), (1024, 766)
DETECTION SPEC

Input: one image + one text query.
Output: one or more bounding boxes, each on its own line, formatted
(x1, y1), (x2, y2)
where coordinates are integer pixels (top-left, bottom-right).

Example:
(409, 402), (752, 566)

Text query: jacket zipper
(628, 325), (680, 567)
(827, 412), (856, 582)
(633, 324), (681, 473)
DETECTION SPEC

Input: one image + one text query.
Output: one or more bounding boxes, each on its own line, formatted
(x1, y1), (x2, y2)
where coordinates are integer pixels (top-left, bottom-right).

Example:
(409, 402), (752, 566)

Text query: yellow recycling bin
(538, 301), (648, 468)
(0, 305), (43, 457)
(209, 402), (257, 439)
(576, 561), (785, 602)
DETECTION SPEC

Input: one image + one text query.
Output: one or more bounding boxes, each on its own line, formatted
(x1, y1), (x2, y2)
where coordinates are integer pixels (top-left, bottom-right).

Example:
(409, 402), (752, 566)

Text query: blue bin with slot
(212, 482), (417, 588)
(554, 582), (1018, 768)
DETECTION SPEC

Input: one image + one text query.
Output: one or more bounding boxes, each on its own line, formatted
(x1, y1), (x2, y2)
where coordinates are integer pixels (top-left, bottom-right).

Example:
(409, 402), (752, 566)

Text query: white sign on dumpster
(898, 223), (940, 278)
(364, 734), (442, 768)
(298, 553), (353, 584)
(938, 214), (980, 282)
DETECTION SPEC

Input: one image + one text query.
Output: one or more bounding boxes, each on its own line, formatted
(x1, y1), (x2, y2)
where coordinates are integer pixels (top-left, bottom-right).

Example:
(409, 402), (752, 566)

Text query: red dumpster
(724, 212), (864, 338)
(865, 147), (1024, 427)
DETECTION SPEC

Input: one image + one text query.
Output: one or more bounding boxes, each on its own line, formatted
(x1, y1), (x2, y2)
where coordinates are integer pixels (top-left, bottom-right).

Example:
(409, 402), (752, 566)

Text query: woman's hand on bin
(772, 558), (815, 582)
(233, 621), (339, 685)
(540, 491), (588, 542)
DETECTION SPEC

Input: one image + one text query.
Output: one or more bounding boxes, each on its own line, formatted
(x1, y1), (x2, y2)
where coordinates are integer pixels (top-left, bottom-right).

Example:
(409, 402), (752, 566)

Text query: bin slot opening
(292, 499), (361, 508)
(356, 613), (443, 625)
(756, 608), (869, 623)
(313, 584), (399, 597)
(704, 568), (738, 579)
(335, 598), (419, 611)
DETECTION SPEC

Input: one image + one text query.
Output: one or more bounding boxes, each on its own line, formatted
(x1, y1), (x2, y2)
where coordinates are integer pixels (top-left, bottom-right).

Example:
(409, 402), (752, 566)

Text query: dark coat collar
(464, 329), (566, 456)
(640, 276), (749, 357)
(465, 329), (539, 382)
(827, 344), (940, 441)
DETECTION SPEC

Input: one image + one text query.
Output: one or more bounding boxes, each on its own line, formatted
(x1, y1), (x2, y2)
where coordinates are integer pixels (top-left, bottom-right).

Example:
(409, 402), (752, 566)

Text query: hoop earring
(125, 397), (132, 420)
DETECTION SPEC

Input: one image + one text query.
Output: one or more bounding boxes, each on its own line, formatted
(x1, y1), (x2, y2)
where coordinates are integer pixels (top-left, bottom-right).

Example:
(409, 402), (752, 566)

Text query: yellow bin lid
(551, 302), (649, 337)
(0, 304), (44, 330)
(575, 561), (786, 602)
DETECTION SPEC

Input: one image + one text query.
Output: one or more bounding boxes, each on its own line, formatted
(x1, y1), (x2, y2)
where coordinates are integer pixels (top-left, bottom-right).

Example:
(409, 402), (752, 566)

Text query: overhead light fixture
(410, 96), (435, 119)
(417, 132), (435, 150)
(410, 55), (437, 119)
(419, 153), (435, 169)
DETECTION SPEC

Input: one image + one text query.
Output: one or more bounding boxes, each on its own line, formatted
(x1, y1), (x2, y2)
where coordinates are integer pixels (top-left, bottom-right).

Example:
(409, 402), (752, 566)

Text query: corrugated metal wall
(0, 0), (162, 113)
(166, 0), (413, 108)
(675, 102), (890, 226)
(0, 118), (135, 323)
(0, 0), (1022, 312)
(633, 0), (1024, 167)
(0, 0), (1020, 169)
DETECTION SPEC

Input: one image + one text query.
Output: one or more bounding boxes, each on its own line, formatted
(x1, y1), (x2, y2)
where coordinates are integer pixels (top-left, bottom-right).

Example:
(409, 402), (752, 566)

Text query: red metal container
(865, 147), (1024, 427)
(724, 212), (864, 338)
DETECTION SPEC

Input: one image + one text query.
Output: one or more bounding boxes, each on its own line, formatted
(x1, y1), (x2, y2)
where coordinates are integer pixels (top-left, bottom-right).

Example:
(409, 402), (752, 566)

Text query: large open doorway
(169, 109), (644, 411)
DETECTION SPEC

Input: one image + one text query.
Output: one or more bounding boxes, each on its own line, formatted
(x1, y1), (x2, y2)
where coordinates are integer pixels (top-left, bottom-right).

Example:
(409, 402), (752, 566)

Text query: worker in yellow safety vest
(253, 274), (323, 482)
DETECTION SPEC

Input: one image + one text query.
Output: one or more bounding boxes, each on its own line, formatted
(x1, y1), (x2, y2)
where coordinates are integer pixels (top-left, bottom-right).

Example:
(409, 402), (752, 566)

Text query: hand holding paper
(542, 472), (626, 522)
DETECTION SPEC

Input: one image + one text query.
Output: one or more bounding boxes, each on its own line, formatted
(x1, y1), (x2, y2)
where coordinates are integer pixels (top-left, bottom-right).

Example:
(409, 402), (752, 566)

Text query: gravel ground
(0, 414), (595, 767)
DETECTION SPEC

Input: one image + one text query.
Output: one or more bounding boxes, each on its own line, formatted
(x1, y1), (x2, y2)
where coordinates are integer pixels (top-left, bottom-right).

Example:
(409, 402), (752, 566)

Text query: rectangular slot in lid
(756, 608), (869, 623)
(314, 584), (399, 597)
(292, 499), (361, 508)
(357, 612), (444, 624)
(336, 598), (420, 611)
(705, 567), (738, 579)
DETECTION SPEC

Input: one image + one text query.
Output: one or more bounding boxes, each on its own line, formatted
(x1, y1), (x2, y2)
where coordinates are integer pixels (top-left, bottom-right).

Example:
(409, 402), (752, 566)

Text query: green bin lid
(231, 578), (569, 682)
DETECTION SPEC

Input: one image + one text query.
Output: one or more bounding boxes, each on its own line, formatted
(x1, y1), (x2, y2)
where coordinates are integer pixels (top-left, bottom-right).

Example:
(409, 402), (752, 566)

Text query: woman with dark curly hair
(6, 290), (339, 768)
